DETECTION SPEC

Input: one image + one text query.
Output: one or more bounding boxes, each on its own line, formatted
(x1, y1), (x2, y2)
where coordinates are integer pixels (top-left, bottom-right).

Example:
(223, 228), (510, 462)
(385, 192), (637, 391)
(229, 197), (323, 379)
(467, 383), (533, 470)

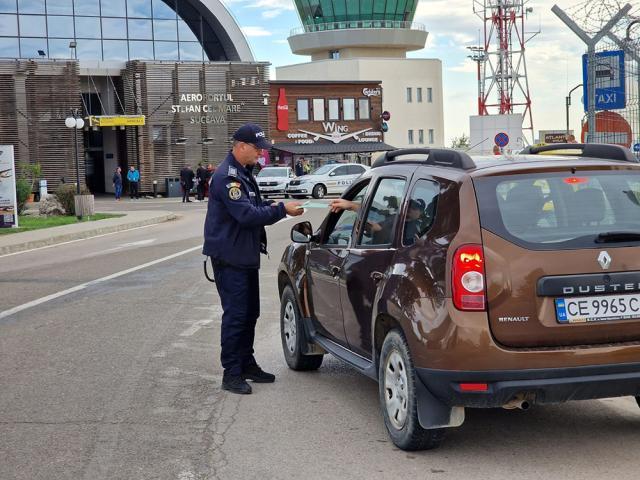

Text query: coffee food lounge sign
(170, 93), (243, 124)
(287, 122), (383, 144)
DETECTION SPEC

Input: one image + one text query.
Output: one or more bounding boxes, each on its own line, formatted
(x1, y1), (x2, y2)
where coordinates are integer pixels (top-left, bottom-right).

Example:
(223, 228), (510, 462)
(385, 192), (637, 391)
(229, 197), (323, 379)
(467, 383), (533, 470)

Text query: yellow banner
(89, 115), (146, 127)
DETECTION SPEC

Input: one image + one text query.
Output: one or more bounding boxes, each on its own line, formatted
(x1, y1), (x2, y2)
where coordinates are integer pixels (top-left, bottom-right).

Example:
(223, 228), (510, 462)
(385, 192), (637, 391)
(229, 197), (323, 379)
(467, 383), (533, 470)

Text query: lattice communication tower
(471, 0), (537, 141)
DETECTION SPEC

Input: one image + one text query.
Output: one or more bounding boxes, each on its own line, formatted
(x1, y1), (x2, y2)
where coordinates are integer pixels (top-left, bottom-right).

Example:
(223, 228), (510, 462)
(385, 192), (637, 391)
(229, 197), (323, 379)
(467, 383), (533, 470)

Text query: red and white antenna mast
(470, 0), (538, 143)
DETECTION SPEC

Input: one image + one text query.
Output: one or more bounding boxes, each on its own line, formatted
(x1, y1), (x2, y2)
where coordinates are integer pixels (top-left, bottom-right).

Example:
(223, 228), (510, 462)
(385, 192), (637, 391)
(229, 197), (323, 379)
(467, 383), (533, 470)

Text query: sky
(221, 0), (596, 146)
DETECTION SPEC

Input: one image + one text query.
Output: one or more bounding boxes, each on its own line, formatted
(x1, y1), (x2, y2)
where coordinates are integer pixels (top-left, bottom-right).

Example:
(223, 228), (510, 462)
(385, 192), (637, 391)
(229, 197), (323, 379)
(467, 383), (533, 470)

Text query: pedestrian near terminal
(295, 159), (304, 177)
(196, 163), (207, 201)
(180, 164), (195, 203)
(112, 166), (123, 201)
(203, 123), (303, 395)
(127, 165), (140, 199)
(204, 164), (214, 198)
(566, 134), (578, 144)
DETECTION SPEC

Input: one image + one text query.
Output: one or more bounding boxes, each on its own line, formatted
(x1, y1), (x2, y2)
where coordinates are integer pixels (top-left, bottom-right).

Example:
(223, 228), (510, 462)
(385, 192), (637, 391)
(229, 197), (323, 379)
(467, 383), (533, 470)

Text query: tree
(450, 133), (470, 150)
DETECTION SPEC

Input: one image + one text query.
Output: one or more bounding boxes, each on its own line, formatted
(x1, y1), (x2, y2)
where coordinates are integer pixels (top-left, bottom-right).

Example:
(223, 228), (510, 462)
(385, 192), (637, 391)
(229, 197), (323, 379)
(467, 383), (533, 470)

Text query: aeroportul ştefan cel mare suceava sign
(0, 145), (18, 228)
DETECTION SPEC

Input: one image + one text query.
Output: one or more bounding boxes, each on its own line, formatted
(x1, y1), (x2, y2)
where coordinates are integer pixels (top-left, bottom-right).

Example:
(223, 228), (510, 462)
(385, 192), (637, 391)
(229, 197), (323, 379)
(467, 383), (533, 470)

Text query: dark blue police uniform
(203, 152), (286, 376)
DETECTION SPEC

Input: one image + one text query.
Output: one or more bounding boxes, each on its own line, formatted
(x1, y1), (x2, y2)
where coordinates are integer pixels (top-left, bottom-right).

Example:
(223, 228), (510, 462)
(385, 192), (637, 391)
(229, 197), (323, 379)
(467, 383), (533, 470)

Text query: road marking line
(0, 223), (159, 259)
(0, 245), (202, 320)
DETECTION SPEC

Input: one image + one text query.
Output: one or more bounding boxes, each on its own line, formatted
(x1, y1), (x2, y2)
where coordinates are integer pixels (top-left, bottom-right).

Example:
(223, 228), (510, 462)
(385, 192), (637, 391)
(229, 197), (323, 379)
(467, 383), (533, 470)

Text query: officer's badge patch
(226, 181), (241, 189)
(228, 186), (241, 200)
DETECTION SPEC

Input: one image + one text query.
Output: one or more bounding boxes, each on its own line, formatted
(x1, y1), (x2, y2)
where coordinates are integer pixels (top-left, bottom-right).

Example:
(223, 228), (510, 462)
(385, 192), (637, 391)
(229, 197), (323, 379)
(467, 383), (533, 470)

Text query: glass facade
(294, 0), (419, 28)
(0, 0), (216, 61)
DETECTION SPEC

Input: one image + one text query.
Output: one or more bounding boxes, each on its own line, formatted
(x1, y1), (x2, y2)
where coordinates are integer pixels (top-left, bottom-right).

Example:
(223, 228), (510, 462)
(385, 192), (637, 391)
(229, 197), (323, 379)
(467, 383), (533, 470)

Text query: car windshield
(475, 170), (640, 249)
(310, 165), (334, 176)
(258, 168), (288, 177)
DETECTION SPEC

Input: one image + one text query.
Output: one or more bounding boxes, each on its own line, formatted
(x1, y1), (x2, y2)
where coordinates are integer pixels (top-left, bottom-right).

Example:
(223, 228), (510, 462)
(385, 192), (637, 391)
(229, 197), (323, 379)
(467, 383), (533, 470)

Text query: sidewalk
(0, 210), (177, 256)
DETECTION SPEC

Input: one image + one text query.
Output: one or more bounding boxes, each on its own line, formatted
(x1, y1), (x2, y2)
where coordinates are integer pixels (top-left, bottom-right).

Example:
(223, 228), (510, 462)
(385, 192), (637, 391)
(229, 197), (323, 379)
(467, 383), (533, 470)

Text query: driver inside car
(329, 198), (425, 245)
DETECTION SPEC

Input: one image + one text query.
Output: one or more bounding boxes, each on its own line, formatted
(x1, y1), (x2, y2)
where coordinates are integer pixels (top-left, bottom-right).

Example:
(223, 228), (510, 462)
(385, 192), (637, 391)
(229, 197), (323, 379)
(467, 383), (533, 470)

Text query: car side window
(332, 166), (349, 176)
(402, 179), (439, 246)
(358, 178), (407, 247)
(323, 182), (370, 246)
(347, 165), (365, 175)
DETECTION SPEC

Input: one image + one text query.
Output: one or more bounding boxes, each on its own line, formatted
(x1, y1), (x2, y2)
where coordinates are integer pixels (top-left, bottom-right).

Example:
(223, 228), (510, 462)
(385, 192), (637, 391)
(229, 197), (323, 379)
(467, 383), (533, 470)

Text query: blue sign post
(494, 132), (509, 147)
(582, 50), (626, 111)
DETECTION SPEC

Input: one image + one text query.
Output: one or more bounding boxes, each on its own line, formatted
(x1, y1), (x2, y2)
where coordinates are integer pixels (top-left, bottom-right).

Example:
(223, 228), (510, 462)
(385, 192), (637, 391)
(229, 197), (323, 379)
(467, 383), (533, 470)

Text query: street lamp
(566, 83), (583, 136)
(65, 109), (85, 218)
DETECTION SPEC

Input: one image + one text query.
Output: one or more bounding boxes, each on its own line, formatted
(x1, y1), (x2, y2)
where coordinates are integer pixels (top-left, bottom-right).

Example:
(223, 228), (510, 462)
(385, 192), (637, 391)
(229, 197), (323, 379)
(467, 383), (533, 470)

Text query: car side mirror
(329, 172), (336, 177)
(291, 221), (313, 243)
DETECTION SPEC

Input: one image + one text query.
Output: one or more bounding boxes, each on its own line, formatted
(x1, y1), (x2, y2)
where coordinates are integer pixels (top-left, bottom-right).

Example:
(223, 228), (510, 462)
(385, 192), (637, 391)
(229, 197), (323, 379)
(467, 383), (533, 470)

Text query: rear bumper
(417, 362), (640, 408)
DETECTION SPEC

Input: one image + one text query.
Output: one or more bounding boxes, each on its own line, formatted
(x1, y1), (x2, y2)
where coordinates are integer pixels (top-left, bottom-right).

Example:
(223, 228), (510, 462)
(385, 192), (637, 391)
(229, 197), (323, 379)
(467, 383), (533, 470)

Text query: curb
(0, 213), (178, 256)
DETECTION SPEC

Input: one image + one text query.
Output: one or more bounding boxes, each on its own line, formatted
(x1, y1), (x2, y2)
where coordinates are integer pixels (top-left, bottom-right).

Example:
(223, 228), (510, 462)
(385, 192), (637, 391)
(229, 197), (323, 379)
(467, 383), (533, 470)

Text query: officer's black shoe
(222, 374), (252, 394)
(242, 365), (275, 383)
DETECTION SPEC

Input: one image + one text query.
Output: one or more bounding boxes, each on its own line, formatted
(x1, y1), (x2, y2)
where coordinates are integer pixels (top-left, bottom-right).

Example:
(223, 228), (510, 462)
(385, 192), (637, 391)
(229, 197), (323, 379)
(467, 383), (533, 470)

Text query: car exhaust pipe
(503, 394), (531, 410)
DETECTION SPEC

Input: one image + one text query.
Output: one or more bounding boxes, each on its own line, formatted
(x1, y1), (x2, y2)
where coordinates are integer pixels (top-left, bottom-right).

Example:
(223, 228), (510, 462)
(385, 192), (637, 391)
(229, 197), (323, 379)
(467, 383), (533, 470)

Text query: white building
(276, 4), (444, 149)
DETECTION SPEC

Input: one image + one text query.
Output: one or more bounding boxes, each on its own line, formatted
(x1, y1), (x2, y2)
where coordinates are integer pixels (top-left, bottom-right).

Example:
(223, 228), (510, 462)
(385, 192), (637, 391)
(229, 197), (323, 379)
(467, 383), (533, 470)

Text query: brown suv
(277, 144), (640, 450)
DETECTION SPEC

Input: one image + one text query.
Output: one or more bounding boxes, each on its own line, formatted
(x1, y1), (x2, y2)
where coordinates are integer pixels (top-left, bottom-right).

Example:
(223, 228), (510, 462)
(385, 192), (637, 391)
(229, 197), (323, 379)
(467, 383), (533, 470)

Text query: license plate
(555, 293), (640, 323)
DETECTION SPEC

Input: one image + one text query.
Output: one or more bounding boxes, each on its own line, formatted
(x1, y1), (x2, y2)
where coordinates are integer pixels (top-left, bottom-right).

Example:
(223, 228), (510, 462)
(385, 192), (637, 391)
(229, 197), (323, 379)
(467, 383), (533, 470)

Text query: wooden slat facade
(0, 60), (82, 192)
(123, 61), (270, 193)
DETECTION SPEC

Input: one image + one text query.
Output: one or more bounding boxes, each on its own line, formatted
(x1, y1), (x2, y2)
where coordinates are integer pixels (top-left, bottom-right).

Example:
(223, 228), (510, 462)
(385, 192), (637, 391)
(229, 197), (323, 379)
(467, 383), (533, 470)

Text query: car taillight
(452, 244), (486, 311)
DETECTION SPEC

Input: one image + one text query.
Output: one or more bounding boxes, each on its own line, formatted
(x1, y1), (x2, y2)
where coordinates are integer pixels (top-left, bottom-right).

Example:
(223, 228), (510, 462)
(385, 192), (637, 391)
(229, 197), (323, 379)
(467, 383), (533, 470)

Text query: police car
(256, 166), (295, 198)
(285, 163), (369, 199)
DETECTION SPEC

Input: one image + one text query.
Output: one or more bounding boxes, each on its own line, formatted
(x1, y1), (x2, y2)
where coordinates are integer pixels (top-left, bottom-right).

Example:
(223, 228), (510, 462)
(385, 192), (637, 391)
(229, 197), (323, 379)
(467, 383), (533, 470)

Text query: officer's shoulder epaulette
(227, 166), (238, 177)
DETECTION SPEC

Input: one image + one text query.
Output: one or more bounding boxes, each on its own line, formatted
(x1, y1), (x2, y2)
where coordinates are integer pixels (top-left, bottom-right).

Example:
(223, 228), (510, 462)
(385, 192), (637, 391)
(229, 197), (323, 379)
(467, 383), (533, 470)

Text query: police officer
(204, 123), (303, 394)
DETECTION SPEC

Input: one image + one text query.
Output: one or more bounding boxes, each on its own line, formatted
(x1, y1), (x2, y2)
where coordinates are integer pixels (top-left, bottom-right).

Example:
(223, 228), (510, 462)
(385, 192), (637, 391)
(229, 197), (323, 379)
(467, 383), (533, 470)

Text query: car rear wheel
(379, 329), (445, 451)
(312, 184), (326, 199)
(280, 285), (323, 371)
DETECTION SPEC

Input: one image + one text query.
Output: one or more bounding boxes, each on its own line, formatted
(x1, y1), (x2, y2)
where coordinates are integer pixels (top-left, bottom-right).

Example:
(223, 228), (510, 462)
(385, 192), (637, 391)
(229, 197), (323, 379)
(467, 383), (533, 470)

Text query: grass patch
(0, 213), (124, 235)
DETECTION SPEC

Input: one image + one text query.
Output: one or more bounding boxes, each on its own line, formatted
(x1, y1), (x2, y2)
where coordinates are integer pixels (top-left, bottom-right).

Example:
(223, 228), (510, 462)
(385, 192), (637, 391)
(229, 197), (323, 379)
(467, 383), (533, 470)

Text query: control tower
(288, 0), (428, 60)
(278, 0), (443, 149)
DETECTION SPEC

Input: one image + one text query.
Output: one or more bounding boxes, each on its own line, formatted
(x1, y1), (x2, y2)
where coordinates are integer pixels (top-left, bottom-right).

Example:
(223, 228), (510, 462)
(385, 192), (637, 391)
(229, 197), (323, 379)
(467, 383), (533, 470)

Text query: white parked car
(256, 166), (295, 198)
(285, 163), (370, 199)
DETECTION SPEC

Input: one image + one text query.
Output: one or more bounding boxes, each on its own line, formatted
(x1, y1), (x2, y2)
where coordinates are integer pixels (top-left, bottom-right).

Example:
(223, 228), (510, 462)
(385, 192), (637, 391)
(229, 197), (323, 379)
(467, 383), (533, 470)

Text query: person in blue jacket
(203, 123), (303, 395)
(127, 165), (140, 199)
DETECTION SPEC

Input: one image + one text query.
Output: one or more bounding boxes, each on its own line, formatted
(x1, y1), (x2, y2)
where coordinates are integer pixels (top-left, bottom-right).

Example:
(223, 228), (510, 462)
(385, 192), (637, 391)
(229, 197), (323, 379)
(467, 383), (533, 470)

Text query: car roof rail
(372, 148), (476, 170)
(520, 143), (638, 162)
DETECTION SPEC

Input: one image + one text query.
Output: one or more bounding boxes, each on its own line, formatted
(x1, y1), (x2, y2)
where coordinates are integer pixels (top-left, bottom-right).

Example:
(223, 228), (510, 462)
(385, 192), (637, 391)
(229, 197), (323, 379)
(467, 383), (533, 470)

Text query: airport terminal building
(0, 0), (269, 194)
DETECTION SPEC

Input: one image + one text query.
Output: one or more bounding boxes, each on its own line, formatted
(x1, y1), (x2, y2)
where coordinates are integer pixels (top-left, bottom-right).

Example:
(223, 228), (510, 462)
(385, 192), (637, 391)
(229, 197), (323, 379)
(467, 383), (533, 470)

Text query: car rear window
(474, 170), (640, 249)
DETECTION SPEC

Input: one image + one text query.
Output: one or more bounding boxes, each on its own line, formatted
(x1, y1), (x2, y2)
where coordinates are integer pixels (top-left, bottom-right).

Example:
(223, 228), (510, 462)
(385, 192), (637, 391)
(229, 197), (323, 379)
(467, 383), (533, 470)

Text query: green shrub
(54, 183), (91, 216)
(16, 178), (31, 215)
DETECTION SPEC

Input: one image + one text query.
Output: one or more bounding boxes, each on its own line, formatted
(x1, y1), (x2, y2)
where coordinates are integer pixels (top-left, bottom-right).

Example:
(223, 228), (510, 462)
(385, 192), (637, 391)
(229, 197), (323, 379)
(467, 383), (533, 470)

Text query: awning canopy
(272, 142), (395, 155)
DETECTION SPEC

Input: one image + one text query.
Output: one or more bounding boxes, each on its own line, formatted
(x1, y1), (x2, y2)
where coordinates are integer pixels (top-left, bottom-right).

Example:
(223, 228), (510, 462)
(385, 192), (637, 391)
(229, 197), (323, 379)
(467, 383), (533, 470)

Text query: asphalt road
(1, 196), (640, 480)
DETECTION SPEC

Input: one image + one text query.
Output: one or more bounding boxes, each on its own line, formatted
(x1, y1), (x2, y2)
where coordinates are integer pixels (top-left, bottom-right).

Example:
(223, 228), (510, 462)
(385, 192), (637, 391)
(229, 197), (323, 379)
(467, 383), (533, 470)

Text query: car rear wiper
(595, 231), (640, 243)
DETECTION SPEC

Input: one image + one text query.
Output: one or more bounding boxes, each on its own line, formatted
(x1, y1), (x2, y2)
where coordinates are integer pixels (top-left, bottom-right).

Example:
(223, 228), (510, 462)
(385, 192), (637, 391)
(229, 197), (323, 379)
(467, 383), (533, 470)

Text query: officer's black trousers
(213, 265), (260, 376)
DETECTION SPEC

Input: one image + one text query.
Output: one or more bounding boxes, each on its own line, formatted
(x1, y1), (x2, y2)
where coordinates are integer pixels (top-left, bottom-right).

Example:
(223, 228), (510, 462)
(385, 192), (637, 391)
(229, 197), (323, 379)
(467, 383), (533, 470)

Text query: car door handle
(370, 271), (383, 282)
(331, 266), (341, 277)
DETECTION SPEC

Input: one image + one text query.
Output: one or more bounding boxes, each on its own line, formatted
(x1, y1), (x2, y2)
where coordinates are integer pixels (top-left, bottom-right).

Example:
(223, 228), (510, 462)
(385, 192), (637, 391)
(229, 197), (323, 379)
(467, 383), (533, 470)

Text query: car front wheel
(280, 285), (323, 371)
(312, 184), (326, 199)
(379, 329), (445, 451)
